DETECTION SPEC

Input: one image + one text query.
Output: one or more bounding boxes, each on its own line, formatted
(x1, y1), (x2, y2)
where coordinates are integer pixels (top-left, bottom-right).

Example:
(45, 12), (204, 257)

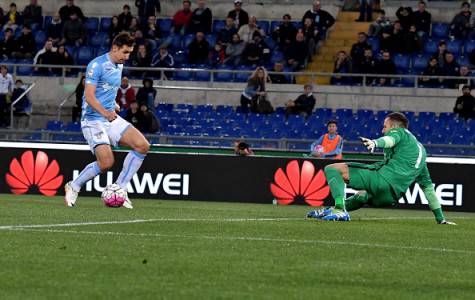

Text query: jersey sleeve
(416, 164), (445, 222)
(375, 128), (403, 148)
(85, 60), (102, 86)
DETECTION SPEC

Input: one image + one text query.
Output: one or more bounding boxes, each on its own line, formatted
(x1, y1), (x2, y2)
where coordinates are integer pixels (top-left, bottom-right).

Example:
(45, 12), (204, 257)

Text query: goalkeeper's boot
(322, 209), (351, 221)
(122, 191), (133, 209)
(307, 207), (334, 219)
(64, 181), (78, 207)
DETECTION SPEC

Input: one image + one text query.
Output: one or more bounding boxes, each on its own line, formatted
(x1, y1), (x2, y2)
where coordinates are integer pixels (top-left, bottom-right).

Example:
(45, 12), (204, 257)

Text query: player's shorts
(81, 116), (131, 153)
(347, 162), (396, 207)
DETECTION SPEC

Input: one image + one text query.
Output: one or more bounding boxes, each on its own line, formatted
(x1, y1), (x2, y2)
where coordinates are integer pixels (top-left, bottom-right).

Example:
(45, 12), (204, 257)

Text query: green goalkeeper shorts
(347, 162), (396, 207)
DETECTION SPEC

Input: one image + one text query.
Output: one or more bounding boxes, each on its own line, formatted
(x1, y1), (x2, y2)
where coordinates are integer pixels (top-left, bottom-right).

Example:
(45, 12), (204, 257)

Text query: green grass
(0, 194), (474, 300)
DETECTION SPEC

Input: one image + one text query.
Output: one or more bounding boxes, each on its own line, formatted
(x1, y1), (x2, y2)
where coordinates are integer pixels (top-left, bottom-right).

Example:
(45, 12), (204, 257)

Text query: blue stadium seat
(447, 40), (463, 55)
(46, 120), (63, 131)
(100, 17), (112, 32)
(174, 69), (194, 81)
(464, 39), (475, 55)
(424, 39), (438, 54)
(457, 55), (471, 67)
(76, 46), (95, 65)
(34, 30), (46, 47)
(431, 23), (449, 38)
(169, 35), (182, 50)
(96, 46), (109, 56)
(270, 21), (281, 33)
(212, 19), (226, 33)
(65, 121), (81, 132)
(412, 54), (430, 71)
(206, 34), (216, 46)
(270, 51), (285, 64)
(183, 34), (195, 48)
(85, 17), (99, 33)
(89, 32), (109, 47)
(159, 18), (173, 35)
(17, 59), (34, 75)
(195, 70), (211, 81)
(257, 20), (269, 34)
(367, 37), (380, 53)
(173, 50), (188, 67)
(264, 36), (276, 50)
(215, 67), (234, 82)
(393, 54), (411, 71)
(43, 16), (52, 29)
(30, 23), (41, 33)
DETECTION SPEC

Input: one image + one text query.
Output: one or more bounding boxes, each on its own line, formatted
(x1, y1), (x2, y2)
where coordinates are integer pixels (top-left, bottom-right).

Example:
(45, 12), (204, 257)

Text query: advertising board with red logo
(1, 142), (474, 212)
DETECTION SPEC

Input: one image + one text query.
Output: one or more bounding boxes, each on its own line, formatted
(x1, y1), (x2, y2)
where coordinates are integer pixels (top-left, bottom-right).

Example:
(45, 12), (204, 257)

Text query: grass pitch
(0, 194), (474, 300)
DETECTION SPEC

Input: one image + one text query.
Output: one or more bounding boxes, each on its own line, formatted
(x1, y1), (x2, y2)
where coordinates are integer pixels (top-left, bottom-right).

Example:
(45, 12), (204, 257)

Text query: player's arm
(360, 129), (402, 153)
(85, 62), (117, 121)
(416, 164), (456, 225)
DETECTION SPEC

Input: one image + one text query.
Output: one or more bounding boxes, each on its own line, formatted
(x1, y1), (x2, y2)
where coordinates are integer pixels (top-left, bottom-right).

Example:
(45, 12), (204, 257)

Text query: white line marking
(9, 228), (475, 255)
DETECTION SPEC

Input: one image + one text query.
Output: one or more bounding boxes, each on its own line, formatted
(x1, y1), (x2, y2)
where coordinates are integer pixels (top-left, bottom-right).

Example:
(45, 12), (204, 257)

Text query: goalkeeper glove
(437, 220), (457, 225)
(360, 137), (376, 153)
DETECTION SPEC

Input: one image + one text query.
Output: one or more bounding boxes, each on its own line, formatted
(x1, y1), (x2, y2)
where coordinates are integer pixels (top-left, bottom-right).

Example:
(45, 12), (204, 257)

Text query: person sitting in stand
(454, 85), (475, 120)
(116, 76), (136, 110)
(284, 84), (316, 117)
(11, 79), (32, 128)
(309, 120), (343, 159)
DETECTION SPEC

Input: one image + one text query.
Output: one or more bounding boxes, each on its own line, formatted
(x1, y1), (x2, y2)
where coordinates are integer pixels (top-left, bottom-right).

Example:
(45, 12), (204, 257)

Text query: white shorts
(81, 116), (131, 153)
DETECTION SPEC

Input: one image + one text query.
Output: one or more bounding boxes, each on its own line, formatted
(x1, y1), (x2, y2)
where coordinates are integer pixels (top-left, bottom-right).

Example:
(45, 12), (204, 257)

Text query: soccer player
(64, 32), (150, 209)
(307, 112), (456, 224)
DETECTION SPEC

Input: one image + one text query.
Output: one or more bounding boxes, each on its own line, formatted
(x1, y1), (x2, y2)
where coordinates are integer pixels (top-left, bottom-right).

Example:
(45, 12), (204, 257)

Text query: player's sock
(345, 192), (369, 211)
(115, 150), (146, 190)
(71, 161), (101, 191)
(324, 166), (346, 210)
(432, 208), (445, 223)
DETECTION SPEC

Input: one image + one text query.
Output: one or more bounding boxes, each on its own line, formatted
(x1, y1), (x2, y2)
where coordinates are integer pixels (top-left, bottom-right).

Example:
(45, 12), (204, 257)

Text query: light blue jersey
(82, 53), (123, 121)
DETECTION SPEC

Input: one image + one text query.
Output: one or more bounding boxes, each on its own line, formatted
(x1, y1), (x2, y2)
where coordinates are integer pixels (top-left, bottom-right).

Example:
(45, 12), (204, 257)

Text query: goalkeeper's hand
(438, 220), (457, 225)
(360, 137), (376, 153)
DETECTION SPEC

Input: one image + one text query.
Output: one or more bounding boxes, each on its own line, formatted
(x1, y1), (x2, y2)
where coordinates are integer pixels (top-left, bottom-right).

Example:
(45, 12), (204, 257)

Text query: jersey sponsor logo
(102, 82), (118, 92)
(270, 160), (330, 206)
(6, 150), (63, 196)
(88, 62), (97, 77)
(73, 170), (190, 196)
(397, 183), (463, 207)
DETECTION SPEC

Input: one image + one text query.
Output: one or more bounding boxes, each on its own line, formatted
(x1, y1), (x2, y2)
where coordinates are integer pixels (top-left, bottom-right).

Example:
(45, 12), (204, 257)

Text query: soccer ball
(101, 184), (127, 207)
(313, 145), (324, 154)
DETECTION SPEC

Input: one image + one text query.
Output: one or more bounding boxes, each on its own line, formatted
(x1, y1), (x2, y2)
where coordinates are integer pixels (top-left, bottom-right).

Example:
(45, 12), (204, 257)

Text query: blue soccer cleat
(322, 210), (351, 221)
(307, 207), (334, 219)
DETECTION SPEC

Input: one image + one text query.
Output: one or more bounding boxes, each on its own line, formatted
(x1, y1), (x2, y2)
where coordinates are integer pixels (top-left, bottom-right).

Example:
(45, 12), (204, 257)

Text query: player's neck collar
(106, 52), (117, 66)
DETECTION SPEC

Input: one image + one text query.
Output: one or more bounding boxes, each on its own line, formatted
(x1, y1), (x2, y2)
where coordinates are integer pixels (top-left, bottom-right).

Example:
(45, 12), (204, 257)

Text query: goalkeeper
(307, 112), (456, 224)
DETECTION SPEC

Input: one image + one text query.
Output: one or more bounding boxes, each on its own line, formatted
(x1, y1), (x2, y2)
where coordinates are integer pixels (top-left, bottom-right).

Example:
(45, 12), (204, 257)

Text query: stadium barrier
(1, 142), (474, 212)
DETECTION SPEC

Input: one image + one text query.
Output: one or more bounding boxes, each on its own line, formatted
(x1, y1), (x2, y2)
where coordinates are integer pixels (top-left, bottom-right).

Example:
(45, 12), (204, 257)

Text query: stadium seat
(367, 37), (380, 53)
(183, 34), (195, 48)
(431, 23), (449, 38)
(34, 30), (46, 47)
(159, 18), (173, 35)
(195, 70), (211, 81)
(412, 54), (430, 72)
(89, 32), (109, 47)
(65, 121), (81, 132)
(447, 40), (463, 55)
(393, 54), (411, 71)
(270, 21), (281, 33)
(464, 39), (475, 55)
(173, 50), (187, 67)
(212, 19), (225, 33)
(424, 39), (438, 54)
(205, 34), (216, 46)
(270, 51), (285, 64)
(46, 120), (63, 131)
(17, 59), (34, 76)
(43, 15), (52, 29)
(264, 36), (277, 50)
(257, 21), (269, 34)
(215, 67), (234, 82)
(457, 55), (471, 67)
(76, 46), (95, 65)
(100, 17), (112, 32)
(96, 46), (109, 56)
(85, 17), (99, 34)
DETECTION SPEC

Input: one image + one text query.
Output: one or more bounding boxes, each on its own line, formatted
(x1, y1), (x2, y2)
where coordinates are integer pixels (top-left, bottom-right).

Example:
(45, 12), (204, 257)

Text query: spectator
(128, 17), (141, 34)
(301, 1), (335, 37)
(34, 39), (57, 74)
(238, 16), (265, 44)
(375, 51), (396, 86)
(47, 13), (63, 45)
(61, 12), (87, 46)
(285, 84), (316, 117)
(357, 0), (373, 22)
(131, 44), (152, 78)
(209, 42), (225, 66)
(189, 0), (212, 34)
(142, 15), (160, 40)
(53, 45), (74, 74)
(0, 28), (16, 59)
(380, 21), (403, 54)
(227, 0), (249, 29)
(269, 62), (289, 84)
(188, 31), (209, 64)
(0, 65), (14, 127)
(285, 31), (308, 71)
(443, 52), (460, 77)
(420, 57), (444, 87)
(350, 32), (369, 66)
(136, 78), (157, 109)
(403, 25), (422, 54)
(109, 16), (122, 41)
(234, 140), (253, 156)
(3, 3), (20, 31)
(173, 0), (192, 35)
(368, 9), (391, 37)
(413, 1), (431, 36)
(0, 7), (4, 28)
(224, 33), (245, 66)
(309, 120), (343, 159)
(454, 85), (475, 120)
(356, 48), (377, 84)
(118, 4), (133, 30)
(450, 2), (472, 40)
(395, 6), (414, 32)
(11, 79), (32, 128)
(140, 103), (160, 133)
(241, 66), (268, 113)
(59, 0), (85, 22)
(116, 77), (136, 110)
(152, 46), (174, 78)
(12, 26), (36, 59)
(72, 76), (84, 122)
(124, 101), (145, 131)
(217, 17), (237, 47)
(331, 50), (352, 85)
(301, 18), (319, 60)
(272, 14), (297, 52)
(23, 0), (42, 27)
(452, 65), (472, 89)
(132, 30), (148, 49)
(241, 31), (270, 65)
(432, 40), (447, 68)
(135, 0), (161, 21)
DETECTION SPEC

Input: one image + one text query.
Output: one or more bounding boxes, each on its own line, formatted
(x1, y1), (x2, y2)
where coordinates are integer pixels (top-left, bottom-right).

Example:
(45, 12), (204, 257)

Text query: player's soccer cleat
(64, 181), (78, 207)
(322, 210), (351, 221)
(122, 191), (133, 209)
(307, 207), (334, 219)
(437, 220), (457, 225)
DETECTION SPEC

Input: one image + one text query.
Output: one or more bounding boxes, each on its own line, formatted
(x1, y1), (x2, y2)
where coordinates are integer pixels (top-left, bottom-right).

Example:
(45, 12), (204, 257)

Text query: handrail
(58, 90), (77, 121)
(10, 83), (36, 129)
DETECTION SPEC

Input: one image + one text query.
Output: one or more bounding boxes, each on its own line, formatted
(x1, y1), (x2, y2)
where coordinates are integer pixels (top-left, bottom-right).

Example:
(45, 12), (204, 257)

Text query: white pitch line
(9, 228), (475, 255)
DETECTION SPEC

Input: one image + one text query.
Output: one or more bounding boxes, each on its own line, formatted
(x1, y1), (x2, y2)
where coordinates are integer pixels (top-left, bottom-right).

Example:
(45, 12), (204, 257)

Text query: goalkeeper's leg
(324, 163), (349, 211)
(345, 191), (370, 211)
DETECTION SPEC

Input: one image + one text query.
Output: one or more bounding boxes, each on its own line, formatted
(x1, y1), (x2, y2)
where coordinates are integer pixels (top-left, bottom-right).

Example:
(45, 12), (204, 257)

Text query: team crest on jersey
(94, 131), (103, 139)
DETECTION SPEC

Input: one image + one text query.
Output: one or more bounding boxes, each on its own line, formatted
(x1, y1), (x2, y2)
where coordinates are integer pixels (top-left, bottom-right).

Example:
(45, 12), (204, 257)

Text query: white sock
(71, 161), (101, 191)
(115, 150), (146, 190)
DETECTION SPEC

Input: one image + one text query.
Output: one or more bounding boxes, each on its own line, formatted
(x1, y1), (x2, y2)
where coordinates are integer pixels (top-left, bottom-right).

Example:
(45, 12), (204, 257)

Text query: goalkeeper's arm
(361, 129), (402, 152)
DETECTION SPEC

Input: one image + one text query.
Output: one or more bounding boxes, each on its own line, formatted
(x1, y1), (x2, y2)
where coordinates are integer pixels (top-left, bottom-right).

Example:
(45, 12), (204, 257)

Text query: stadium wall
(1, 142), (474, 212)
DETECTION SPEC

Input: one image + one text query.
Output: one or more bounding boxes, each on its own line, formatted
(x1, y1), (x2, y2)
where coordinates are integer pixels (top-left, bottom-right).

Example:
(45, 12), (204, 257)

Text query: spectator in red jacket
(116, 77), (136, 110)
(173, 0), (193, 35)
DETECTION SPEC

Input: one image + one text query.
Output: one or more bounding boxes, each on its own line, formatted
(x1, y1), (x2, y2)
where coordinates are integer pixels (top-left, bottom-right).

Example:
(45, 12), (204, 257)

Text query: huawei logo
(6, 151), (64, 196)
(270, 160), (330, 206)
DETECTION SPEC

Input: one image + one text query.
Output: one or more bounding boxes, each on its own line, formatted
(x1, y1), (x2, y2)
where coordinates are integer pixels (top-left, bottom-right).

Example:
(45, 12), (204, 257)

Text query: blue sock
(115, 150), (146, 190)
(71, 162), (101, 191)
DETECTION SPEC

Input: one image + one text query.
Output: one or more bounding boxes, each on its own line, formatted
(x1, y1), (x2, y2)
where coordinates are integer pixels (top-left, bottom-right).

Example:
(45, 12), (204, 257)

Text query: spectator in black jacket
(3, 3), (20, 31)
(13, 26), (36, 59)
(142, 15), (160, 40)
(269, 62), (289, 84)
(450, 2), (471, 39)
(285, 31), (308, 71)
(331, 50), (352, 84)
(412, 1), (431, 36)
(356, 0), (373, 22)
(302, 18), (319, 59)
(395, 6), (414, 32)
(136, 78), (157, 109)
(0, 7), (4, 28)
(118, 5), (133, 30)
(59, 0), (85, 22)
(109, 16), (122, 40)
(272, 14), (297, 52)
(11, 79), (32, 128)
(454, 85), (475, 120)
(443, 52), (460, 77)
(403, 25), (422, 54)
(241, 31), (270, 65)
(0, 28), (16, 59)
(432, 40), (447, 69)
(188, 31), (210, 64)
(350, 32), (369, 67)
(356, 48), (377, 84)
(131, 44), (153, 78)
(72, 76), (85, 122)
(52, 45), (74, 74)
(217, 17), (237, 47)
(125, 101), (146, 131)
(301, 1), (335, 37)
(227, 0), (249, 29)
(189, 0), (212, 34)
(152, 47), (174, 78)
(375, 51), (396, 86)
(35, 39), (57, 74)
(23, 0), (42, 26)
(135, 0), (161, 22)
(140, 104), (160, 133)
(47, 13), (63, 45)
(285, 84), (316, 117)
(420, 57), (444, 87)
(61, 12), (87, 46)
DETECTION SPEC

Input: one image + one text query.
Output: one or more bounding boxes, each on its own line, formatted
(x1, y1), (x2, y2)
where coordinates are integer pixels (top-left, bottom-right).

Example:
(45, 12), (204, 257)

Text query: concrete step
(329, 31), (360, 40)
(336, 12), (360, 22)
(334, 21), (370, 32)
(319, 46), (351, 55)
(296, 75), (331, 85)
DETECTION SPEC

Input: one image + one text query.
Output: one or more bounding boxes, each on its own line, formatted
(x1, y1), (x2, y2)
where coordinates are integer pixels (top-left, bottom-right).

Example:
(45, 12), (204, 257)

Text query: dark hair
(183, 0), (191, 4)
(0, 65), (7, 70)
(10, 3), (16, 7)
(327, 120), (338, 126)
(143, 78), (153, 86)
(386, 112), (409, 129)
(358, 32), (367, 37)
(419, 1), (426, 5)
(283, 14), (291, 19)
(112, 32), (135, 48)
(15, 79), (22, 84)
(123, 4), (130, 10)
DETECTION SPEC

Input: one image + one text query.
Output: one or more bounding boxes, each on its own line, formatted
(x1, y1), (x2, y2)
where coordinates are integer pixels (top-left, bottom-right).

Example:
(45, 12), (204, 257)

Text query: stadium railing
(9, 83), (36, 129)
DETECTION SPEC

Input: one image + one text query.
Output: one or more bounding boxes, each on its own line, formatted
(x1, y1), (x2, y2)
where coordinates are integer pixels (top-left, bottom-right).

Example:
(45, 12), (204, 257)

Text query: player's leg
(345, 191), (370, 211)
(324, 163), (349, 210)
